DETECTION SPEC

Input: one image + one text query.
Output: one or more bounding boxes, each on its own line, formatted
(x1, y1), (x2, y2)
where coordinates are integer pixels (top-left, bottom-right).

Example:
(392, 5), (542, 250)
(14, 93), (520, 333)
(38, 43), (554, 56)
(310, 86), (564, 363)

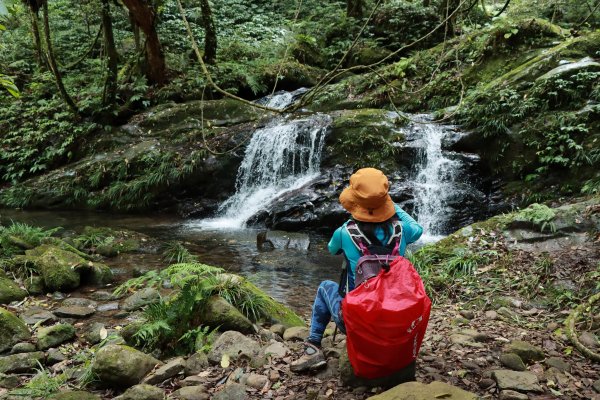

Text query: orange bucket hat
(339, 168), (396, 223)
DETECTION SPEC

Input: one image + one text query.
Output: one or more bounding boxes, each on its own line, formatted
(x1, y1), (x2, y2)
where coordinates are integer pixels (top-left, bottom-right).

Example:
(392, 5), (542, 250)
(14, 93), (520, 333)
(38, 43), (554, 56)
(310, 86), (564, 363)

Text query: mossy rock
(0, 272), (27, 304)
(37, 323), (76, 350)
(91, 344), (160, 389)
(49, 390), (101, 400)
(25, 245), (83, 291)
(23, 275), (45, 295)
(201, 295), (254, 334)
(80, 262), (114, 286)
(0, 307), (31, 354)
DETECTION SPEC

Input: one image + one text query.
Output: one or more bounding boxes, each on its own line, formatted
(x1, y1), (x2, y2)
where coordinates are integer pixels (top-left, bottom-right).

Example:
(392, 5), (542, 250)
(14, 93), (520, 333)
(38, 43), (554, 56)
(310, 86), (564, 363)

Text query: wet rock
(499, 353), (526, 371)
(37, 323), (76, 350)
(491, 370), (543, 393)
(0, 272), (28, 304)
(142, 356), (185, 384)
(83, 322), (106, 345)
(184, 352), (209, 376)
(263, 341), (289, 358)
(213, 382), (248, 400)
(340, 347), (415, 388)
(121, 288), (161, 311)
(92, 344), (160, 389)
(27, 245), (83, 291)
(47, 348), (66, 364)
(201, 296), (254, 334)
(207, 331), (263, 367)
(243, 373), (268, 389)
(49, 391), (101, 400)
(89, 290), (116, 301)
(0, 373), (19, 389)
(19, 308), (57, 326)
(172, 385), (210, 400)
(283, 326), (309, 341)
(114, 384), (165, 400)
(10, 342), (35, 354)
(54, 306), (95, 319)
(499, 390), (529, 400)
(537, 57), (600, 81)
(257, 231), (310, 251)
(97, 302), (119, 312)
(0, 308), (31, 354)
(505, 340), (544, 363)
(544, 356), (570, 372)
(366, 381), (478, 400)
(0, 351), (45, 373)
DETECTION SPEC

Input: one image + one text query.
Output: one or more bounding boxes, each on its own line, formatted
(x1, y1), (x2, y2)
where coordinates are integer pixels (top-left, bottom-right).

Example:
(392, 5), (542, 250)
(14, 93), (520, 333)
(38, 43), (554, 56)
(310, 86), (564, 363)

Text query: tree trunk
(439, 0), (460, 35)
(129, 10), (141, 52)
(423, 0), (431, 6)
(28, 7), (44, 66)
(41, 0), (79, 114)
(199, 0), (217, 64)
(347, 0), (363, 18)
(121, 0), (167, 85)
(101, 0), (118, 106)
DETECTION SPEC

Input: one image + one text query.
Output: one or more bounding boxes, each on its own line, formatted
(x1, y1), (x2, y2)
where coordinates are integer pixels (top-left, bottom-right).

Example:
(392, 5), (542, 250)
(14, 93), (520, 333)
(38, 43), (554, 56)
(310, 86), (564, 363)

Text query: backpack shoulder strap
(345, 221), (370, 254)
(386, 219), (403, 256)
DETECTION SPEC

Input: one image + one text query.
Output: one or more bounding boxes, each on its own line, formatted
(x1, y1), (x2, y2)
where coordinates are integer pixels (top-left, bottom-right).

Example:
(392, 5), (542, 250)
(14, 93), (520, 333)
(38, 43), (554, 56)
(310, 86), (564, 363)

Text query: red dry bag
(341, 256), (431, 379)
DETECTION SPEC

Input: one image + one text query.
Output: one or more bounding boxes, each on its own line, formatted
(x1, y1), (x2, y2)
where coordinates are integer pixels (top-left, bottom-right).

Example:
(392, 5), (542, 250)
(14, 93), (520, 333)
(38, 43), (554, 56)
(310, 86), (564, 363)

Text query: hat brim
(339, 186), (396, 223)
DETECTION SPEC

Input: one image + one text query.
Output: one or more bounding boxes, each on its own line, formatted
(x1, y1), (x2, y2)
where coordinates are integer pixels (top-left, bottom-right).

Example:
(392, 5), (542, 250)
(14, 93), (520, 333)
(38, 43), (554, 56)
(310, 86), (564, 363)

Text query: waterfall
(410, 115), (464, 243)
(201, 91), (331, 229)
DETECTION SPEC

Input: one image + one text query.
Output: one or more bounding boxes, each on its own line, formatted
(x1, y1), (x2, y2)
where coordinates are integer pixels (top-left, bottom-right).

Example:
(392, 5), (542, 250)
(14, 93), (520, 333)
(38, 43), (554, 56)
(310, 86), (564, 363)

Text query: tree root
(564, 292), (600, 362)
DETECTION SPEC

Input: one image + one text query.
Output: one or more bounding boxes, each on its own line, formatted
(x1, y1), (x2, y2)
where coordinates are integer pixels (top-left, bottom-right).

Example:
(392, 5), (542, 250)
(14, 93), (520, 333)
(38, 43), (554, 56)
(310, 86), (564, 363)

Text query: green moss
(37, 323), (76, 350)
(0, 307), (31, 353)
(26, 245), (83, 291)
(0, 273), (28, 304)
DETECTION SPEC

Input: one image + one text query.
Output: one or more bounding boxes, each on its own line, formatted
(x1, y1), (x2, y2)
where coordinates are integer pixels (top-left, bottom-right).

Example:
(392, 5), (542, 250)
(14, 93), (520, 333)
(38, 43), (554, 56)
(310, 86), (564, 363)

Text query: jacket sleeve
(395, 205), (423, 244)
(328, 226), (344, 255)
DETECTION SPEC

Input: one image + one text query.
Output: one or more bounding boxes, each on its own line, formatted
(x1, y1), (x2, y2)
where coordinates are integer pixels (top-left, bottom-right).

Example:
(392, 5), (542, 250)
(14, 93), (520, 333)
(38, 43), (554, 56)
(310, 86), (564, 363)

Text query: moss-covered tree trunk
(347, 0), (363, 18)
(101, 0), (118, 107)
(27, 7), (44, 67)
(121, 0), (167, 86)
(41, 0), (79, 115)
(199, 0), (217, 65)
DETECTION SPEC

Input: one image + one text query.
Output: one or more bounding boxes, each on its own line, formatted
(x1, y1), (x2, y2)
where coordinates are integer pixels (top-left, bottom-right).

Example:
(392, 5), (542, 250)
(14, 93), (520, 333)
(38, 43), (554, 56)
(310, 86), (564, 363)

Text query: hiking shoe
(290, 342), (326, 372)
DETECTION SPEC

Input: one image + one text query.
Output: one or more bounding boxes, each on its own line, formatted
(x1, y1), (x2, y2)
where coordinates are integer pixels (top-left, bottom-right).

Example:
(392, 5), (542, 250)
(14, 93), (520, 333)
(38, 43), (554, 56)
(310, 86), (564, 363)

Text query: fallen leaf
(220, 354), (230, 368)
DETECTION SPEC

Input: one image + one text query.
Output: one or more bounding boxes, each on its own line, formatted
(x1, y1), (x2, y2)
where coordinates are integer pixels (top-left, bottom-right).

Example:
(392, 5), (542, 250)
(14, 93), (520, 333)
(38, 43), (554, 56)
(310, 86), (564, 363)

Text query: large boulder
(0, 308), (31, 354)
(121, 288), (161, 311)
(25, 245), (82, 291)
(36, 323), (76, 350)
(366, 381), (478, 400)
(207, 331), (263, 367)
(91, 344), (160, 389)
(0, 272), (27, 304)
(201, 296), (254, 334)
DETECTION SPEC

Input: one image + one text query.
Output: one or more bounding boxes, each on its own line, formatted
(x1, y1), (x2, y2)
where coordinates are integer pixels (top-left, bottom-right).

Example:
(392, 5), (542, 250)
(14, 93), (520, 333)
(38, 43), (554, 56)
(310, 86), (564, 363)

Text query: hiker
(291, 167), (424, 372)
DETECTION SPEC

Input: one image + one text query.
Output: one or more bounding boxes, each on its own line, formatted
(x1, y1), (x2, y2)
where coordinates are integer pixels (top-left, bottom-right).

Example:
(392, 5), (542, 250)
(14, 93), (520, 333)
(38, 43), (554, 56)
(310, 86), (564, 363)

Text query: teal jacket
(328, 204), (423, 289)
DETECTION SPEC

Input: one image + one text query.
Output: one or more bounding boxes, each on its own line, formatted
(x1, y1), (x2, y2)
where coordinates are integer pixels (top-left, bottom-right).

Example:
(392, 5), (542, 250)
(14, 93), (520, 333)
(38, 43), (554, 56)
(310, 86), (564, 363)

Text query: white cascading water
(410, 115), (462, 243)
(200, 92), (331, 229)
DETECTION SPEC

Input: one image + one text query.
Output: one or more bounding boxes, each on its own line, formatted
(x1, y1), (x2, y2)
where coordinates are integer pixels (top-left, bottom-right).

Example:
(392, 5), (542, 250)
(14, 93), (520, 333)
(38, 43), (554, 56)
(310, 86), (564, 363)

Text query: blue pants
(308, 280), (346, 345)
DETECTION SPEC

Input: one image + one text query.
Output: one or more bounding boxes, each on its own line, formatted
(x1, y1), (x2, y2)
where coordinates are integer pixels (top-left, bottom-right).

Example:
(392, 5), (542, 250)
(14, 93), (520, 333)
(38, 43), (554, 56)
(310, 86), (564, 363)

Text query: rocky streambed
(1, 196), (600, 400)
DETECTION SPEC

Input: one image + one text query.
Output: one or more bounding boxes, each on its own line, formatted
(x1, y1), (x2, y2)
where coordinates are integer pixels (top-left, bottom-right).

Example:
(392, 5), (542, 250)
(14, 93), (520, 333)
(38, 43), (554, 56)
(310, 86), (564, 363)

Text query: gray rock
(263, 341), (288, 358)
(49, 390), (101, 400)
(499, 390), (529, 400)
(578, 331), (599, 350)
(316, 358), (340, 380)
(212, 383), (248, 400)
(91, 344), (160, 389)
(0, 351), (45, 373)
(53, 306), (95, 319)
(0, 373), (20, 389)
(207, 331), (263, 367)
(83, 322), (106, 345)
(269, 324), (286, 337)
(62, 298), (97, 308)
(545, 356), (570, 372)
(184, 352), (209, 376)
(593, 379), (600, 393)
(10, 342), (36, 354)
(90, 290), (116, 301)
(243, 373), (268, 389)
(122, 288), (161, 311)
(366, 381), (478, 400)
(459, 310), (475, 320)
(37, 323), (76, 350)
(485, 310), (498, 320)
(538, 57), (600, 81)
(0, 308), (31, 353)
(499, 353), (526, 371)
(492, 370), (543, 393)
(114, 384), (165, 400)
(47, 348), (66, 364)
(181, 376), (206, 387)
(142, 356), (185, 384)
(172, 385), (210, 400)
(505, 340), (544, 363)
(201, 296), (254, 334)
(97, 302), (119, 312)
(497, 307), (517, 320)
(283, 326), (309, 341)
(19, 308), (57, 326)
